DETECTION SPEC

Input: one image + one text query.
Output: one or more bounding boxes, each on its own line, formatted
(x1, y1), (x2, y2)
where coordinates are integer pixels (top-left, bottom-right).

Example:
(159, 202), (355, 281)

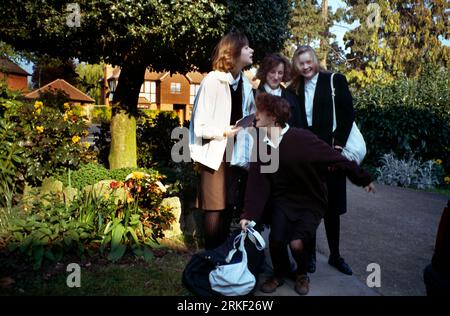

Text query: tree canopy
(0, 0), (291, 168)
(341, 0), (450, 87)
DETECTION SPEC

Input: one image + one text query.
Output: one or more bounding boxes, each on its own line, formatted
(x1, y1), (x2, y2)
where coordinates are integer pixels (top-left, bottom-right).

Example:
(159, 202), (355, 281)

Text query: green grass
(0, 251), (193, 296)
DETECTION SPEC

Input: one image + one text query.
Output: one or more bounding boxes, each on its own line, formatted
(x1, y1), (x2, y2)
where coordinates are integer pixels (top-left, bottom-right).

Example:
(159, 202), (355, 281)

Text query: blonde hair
(290, 45), (321, 91)
(212, 32), (249, 72)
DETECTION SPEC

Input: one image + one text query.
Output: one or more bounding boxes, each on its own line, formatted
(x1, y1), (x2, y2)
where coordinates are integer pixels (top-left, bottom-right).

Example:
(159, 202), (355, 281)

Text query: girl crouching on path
(240, 93), (375, 295)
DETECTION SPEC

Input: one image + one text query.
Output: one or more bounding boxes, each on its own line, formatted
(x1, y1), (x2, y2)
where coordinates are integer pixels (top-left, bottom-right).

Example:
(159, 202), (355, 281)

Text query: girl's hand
(364, 182), (376, 193)
(224, 126), (242, 137)
(240, 219), (250, 231)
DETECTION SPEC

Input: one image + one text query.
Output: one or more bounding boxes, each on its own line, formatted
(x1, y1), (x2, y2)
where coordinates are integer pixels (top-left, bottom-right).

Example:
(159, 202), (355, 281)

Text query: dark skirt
(269, 205), (322, 244)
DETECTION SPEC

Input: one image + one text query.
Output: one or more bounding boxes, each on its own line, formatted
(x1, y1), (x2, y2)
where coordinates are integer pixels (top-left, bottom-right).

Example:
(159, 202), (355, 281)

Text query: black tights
(309, 211), (341, 259)
(203, 210), (233, 250)
(270, 237), (308, 277)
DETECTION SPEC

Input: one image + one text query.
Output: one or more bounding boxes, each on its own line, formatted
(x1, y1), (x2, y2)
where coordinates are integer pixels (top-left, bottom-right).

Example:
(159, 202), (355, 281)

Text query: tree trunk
(109, 62), (146, 169)
(320, 0), (328, 70)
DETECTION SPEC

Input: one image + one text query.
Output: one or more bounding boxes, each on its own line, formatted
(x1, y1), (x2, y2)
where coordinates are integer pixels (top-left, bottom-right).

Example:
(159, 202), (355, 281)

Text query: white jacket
(189, 70), (255, 170)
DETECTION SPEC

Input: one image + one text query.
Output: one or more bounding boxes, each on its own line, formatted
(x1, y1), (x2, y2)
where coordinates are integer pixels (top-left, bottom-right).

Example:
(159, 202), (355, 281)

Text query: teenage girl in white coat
(189, 31), (255, 249)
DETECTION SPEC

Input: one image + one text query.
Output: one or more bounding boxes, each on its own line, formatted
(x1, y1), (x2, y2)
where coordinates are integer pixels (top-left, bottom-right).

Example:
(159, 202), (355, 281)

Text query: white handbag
(209, 221), (265, 296)
(331, 73), (366, 165)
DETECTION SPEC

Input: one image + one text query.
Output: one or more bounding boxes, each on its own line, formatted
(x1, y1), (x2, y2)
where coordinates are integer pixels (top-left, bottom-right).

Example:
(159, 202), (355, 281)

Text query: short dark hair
(256, 93), (291, 127)
(212, 31), (249, 72)
(255, 53), (292, 84)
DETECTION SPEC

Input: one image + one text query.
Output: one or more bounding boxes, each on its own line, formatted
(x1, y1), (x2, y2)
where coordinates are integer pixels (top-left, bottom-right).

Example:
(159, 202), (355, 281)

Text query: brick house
(102, 65), (204, 122)
(0, 57), (30, 92)
(101, 65), (258, 123)
(25, 78), (95, 106)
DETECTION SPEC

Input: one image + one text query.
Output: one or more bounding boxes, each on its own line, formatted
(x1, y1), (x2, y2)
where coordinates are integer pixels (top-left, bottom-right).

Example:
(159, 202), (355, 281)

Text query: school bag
(182, 222), (265, 296)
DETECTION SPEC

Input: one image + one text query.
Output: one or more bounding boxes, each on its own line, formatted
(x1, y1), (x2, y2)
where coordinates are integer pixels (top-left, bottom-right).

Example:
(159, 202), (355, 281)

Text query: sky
(18, 0), (449, 76)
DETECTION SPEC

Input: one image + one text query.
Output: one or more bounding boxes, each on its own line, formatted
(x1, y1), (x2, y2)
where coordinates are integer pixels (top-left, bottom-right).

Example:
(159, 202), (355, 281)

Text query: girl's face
(255, 109), (276, 128)
(238, 45), (254, 68)
(266, 63), (285, 89)
(294, 51), (318, 80)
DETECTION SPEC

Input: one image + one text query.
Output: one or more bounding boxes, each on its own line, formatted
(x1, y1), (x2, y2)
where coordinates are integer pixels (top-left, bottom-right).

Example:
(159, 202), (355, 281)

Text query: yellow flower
(434, 159), (442, 165)
(72, 135), (81, 144)
(64, 102), (70, 110)
(34, 101), (43, 110)
(445, 176), (450, 185)
(132, 171), (145, 180)
(125, 171), (149, 181)
(63, 113), (68, 122)
(82, 142), (90, 149)
(66, 110), (73, 116)
(35, 108), (41, 115)
(36, 125), (44, 133)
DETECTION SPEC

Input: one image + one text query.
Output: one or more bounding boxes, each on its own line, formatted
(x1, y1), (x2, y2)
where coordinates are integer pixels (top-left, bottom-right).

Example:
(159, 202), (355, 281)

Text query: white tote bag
(209, 222), (265, 296)
(331, 73), (366, 165)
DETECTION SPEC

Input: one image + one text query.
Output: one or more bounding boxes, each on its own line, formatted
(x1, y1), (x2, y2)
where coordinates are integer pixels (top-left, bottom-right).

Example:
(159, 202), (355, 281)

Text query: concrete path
(253, 226), (379, 296)
(253, 182), (448, 296)
(254, 252), (379, 296)
(316, 182), (448, 296)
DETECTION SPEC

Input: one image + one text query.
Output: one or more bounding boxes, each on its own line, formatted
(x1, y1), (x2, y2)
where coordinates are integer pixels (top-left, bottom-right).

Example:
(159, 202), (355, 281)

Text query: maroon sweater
(241, 127), (372, 222)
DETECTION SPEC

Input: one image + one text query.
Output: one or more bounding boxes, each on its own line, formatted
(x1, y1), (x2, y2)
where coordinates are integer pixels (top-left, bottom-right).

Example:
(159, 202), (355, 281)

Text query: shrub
(376, 153), (443, 189)
(7, 169), (177, 267)
(354, 65), (450, 174)
(54, 163), (161, 190)
(7, 192), (103, 269)
(92, 120), (110, 168)
(9, 100), (96, 187)
(137, 110), (181, 168)
(90, 105), (111, 124)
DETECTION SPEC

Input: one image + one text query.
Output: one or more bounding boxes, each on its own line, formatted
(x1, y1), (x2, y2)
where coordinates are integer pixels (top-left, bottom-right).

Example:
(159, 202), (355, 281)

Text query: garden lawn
(0, 250), (193, 296)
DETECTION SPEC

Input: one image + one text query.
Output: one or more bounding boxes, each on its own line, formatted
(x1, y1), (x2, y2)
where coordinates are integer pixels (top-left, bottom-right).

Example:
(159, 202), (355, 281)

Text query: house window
(170, 82), (181, 94)
(108, 79), (117, 101)
(190, 84), (200, 104)
(149, 81), (156, 103)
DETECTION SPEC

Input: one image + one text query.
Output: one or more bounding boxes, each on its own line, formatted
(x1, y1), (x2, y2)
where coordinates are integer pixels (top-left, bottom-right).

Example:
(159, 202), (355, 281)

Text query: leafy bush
(354, 65), (450, 174)
(54, 163), (161, 190)
(7, 169), (177, 267)
(92, 120), (110, 168)
(7, 193), (103, 269)
(376, 153), (443, 189)
(101, 172), (175, 261)
(34, 89), (71, 113)
(137, 110), (181, 168)
(90, 105), (111, 124)
(0, 84), (97, 188)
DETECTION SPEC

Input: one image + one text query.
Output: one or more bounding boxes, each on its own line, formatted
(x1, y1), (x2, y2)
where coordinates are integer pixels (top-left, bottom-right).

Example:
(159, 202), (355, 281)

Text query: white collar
(227, 72), (241, 88)
(305, 72), (319, 86)
(263, 123), (290, 149)
(263, 83), (282, 96)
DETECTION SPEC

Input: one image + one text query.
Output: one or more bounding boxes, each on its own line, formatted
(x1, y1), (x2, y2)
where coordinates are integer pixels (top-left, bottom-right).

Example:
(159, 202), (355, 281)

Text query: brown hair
(290, 45), (321, 91)
(256, 93), (291, 127)
(212, 31), (249, 72)
(255, 53), (292, 84)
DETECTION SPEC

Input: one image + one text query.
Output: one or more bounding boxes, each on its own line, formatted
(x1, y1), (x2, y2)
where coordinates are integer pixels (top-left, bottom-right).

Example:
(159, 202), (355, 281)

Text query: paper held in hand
(234, 113), (255, 128)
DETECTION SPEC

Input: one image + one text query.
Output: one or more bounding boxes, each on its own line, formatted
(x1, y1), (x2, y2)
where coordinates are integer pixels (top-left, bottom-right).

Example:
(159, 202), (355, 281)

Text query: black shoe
(328, 256), (353, 275)
(307, 255), (316, 273)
